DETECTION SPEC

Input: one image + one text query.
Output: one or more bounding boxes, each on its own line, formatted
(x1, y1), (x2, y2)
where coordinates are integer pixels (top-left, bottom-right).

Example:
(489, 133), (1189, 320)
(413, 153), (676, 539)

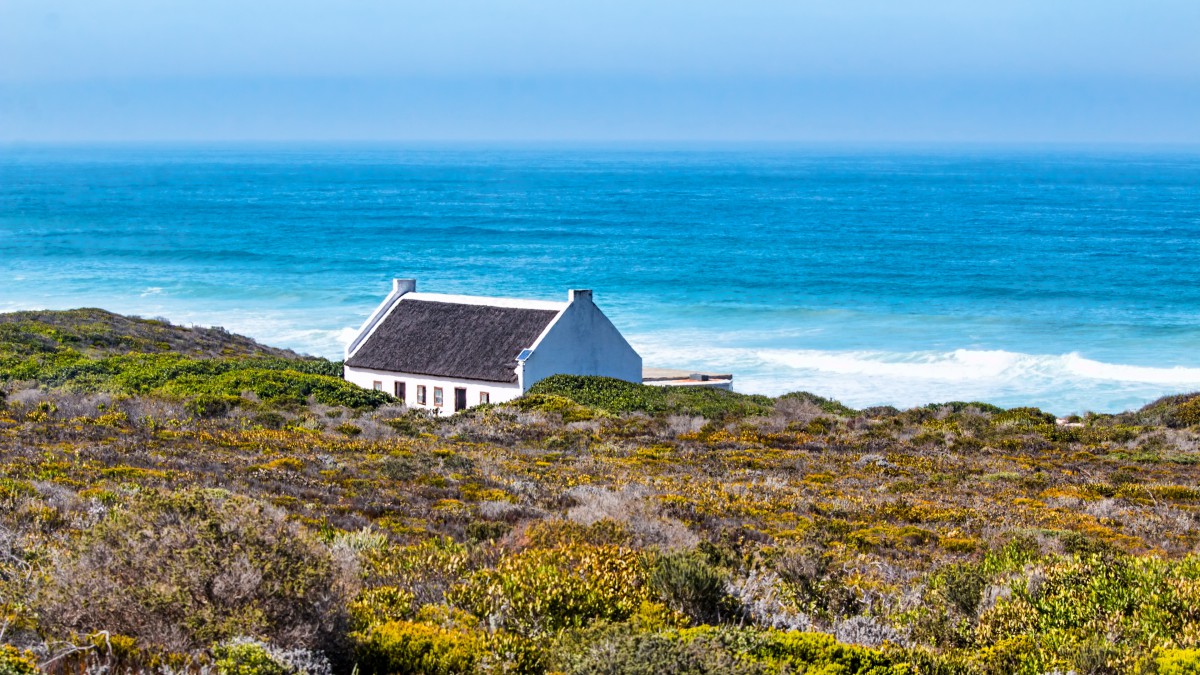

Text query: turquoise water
(2, 144), (1199, 414)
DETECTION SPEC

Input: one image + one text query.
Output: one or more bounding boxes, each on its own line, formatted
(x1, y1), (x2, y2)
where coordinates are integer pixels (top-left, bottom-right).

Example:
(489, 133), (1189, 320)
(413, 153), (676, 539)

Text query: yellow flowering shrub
(447, 545), (648, 635)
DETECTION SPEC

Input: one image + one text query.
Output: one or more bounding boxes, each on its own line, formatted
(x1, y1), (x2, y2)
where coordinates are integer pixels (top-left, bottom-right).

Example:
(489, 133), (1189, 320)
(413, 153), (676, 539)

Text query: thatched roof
(344, 300), (560, 383)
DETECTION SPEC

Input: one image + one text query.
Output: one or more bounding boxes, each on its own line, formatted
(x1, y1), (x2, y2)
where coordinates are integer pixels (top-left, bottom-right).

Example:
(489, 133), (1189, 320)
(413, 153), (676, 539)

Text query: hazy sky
(2, 0), (1198, 142)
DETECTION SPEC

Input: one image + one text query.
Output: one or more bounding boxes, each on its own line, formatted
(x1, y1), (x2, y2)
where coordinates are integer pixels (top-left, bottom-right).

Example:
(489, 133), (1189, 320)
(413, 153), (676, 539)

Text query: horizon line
(5, 139), (1200, 149)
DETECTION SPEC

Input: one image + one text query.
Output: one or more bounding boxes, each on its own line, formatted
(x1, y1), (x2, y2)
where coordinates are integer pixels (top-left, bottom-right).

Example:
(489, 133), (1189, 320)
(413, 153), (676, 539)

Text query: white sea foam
(755, 348), (1200, 386)
(631, 336), (1200, 414)
(1058, 353), (1200, 385)
(197, 316), (354, 358)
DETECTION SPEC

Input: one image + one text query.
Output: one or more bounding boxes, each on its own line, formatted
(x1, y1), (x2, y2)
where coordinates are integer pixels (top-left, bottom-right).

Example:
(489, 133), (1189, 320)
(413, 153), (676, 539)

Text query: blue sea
(2, 144), (1199, 414)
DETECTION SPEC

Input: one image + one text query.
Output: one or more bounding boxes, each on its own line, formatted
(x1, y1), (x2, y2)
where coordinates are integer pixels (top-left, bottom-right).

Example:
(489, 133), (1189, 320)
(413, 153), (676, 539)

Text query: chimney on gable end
(569, 289), (593, 304)
(393, 279), (416, 296)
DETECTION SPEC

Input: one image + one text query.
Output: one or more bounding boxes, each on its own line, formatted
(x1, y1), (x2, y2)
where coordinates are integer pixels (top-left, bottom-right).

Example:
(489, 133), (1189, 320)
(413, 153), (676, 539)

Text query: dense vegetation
(3, 310), (1200, 673)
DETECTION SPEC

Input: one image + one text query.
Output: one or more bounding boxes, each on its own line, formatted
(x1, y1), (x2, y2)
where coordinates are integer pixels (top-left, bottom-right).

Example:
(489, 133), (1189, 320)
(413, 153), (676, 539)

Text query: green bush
(646, 551), (738, 625)
(523, 519), (634, 549)
(1176, 397), (1200, 427)
(336, 423), (363, 437)
(738, 629), (909, 673)
(0, 646), (37, 675)
(556, 627), (760, 675)
(510, 394), (605, 423)
(555, 626), (909, 675)
(972, 553), (1200, 670)
(447, 545), (647, 636)
(924, 401), (1005, 415)
(352, 620), (480, 675)
(934, 563), (988, 617)
(991, 407), (1056, 429)
(464, 520), (511, 543)
(189, 393), (240, 418)
(775, 548), (864, 621)
(358, 538), (472, 610)
(163, 368), (390, 409)
(971, 635), (1048, 675)
(383, 410), (439, 437)
(350, 586), (416, 630)
(212, 640), (291, 675)
(352, 619), (543, 675)
(1158, 648), (1200, 675)
(253, 411), (288, 430)
(1059, 530), (1116, 557)
(1124, 392), (1200, 428)
(911, 562), (989, 648)
(528, 375), (773, 420)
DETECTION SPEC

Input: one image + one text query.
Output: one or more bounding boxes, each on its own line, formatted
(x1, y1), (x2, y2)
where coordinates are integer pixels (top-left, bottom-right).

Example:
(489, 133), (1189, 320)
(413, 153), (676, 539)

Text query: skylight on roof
(516, 349), (533, 361)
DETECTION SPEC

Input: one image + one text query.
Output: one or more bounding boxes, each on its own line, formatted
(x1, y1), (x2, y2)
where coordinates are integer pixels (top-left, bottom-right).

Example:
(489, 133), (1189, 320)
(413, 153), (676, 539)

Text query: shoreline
(3, 306), (1199, 418)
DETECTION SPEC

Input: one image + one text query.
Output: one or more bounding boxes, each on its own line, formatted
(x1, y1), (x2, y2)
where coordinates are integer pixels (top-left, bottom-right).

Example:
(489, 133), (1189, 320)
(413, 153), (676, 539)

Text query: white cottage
(343, 279), (642, 412)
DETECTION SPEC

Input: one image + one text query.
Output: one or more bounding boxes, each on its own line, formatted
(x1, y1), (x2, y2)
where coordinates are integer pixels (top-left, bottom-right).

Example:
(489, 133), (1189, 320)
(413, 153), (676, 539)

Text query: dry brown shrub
(41, 392), (116, 419)
(566, 485), (697, 550)
(772, 397), (826, 424)
(39, 489), (358, 655)
(5, 386), (49, 407)
(113, 395), (188, 426)
(666, 415), (706, 436)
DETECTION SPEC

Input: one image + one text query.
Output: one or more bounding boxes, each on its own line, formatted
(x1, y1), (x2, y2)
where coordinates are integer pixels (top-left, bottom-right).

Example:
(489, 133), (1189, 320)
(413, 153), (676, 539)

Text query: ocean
(2, 143), (1198, 414)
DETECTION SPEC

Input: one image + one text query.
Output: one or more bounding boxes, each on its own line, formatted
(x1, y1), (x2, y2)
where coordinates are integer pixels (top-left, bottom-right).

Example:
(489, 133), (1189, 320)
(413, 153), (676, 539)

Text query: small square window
(479, 391), (490, 404)
(433, 387), (444, 407)
(416, 385), (427, 405)
(372, 381), (382, 391)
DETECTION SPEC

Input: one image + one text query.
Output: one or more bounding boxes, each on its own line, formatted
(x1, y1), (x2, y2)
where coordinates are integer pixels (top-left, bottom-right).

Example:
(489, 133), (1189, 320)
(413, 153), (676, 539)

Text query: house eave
(343, 363), (519, 385)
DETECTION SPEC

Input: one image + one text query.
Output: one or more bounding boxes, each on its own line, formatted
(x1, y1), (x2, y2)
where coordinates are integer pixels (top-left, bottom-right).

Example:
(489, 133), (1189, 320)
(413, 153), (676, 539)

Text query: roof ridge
(405, 292), (567, 311)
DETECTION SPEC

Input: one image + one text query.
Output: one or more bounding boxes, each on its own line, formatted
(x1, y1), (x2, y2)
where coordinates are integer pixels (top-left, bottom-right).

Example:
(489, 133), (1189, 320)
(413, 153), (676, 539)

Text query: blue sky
(2, 0), (1198, 142)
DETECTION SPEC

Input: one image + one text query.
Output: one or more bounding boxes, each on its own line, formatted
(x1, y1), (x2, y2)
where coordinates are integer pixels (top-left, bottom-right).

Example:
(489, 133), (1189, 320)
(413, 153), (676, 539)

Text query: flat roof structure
(642, 367), (734, 390)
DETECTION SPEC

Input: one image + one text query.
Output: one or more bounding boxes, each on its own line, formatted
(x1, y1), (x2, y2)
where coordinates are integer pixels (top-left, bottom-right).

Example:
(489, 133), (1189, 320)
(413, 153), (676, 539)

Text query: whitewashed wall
(518, 290), (642, 390)
(343, 365), (521, 414)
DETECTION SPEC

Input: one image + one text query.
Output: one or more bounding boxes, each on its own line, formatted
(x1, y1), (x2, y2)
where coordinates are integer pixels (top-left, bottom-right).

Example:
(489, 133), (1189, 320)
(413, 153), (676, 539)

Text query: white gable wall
(518, 290), (642, 391)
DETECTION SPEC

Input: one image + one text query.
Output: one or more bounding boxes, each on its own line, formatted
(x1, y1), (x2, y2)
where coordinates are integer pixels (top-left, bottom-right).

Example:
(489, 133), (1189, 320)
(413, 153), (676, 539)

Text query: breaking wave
(633, 339), (1200, 414)
(755, 349), (1200, 386)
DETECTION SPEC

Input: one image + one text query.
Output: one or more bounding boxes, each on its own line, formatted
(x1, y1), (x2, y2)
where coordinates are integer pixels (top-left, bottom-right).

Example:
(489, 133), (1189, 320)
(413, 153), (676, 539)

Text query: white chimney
(393, 279), (416, 296)
(569, 289), (593, 303)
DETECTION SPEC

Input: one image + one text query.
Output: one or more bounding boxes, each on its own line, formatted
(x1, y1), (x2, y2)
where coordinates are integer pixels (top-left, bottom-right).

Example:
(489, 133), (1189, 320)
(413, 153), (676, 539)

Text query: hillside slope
(2, 310), (1200, 674)
(0, 308), (301, 359)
